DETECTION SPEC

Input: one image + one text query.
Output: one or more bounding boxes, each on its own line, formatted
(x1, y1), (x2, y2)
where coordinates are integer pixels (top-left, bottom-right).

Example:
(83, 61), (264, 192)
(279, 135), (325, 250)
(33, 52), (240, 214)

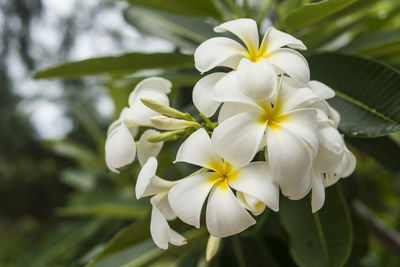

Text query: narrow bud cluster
(104, 18), (356, 258)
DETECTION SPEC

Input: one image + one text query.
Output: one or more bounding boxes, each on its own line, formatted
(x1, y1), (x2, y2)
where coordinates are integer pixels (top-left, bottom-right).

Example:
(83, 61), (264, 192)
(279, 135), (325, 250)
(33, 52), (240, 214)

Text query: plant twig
(351, 199), (400, 255)
(243, 0), (251, 17)
(257, 0), (274, 27)
(225, 0), (244, 18)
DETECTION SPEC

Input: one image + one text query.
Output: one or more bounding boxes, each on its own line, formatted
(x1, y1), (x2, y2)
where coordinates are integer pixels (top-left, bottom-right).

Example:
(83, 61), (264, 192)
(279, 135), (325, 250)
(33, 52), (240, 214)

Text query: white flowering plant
(35, 1), (400, 266)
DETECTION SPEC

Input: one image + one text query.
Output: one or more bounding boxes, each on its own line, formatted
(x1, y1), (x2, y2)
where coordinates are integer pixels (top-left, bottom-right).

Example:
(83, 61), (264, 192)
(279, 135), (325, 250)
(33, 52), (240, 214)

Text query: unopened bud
(206, 235), (221, 262)
(141, 98), (186, 119)
(147, 129), (186, 143)
(150, 116), (200, 130)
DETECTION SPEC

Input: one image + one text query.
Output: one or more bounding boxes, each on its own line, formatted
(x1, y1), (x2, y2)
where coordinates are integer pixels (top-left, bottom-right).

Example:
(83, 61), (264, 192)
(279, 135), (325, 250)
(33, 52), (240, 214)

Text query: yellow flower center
(207, 161), (238, 190)
(256, 99), (285, 130)
(246, 44), (269, 63)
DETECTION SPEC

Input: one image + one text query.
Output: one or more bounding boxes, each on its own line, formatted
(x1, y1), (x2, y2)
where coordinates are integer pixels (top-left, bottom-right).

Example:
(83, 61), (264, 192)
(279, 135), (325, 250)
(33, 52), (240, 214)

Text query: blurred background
(0, 0), (400, 266)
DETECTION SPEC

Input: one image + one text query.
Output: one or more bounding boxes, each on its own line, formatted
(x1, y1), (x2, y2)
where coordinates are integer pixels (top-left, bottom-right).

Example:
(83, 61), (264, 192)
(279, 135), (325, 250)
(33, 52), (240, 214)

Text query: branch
(351, 199), (400, 255)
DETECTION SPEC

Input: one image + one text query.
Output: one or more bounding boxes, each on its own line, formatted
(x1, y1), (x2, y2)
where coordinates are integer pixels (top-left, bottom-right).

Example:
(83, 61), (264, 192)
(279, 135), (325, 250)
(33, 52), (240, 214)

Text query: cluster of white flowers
(104, 18), (355, 258)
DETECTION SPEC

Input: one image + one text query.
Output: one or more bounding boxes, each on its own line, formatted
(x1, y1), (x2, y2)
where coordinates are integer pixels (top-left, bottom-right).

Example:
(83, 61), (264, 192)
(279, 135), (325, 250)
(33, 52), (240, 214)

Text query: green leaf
(91, 228), (207, 267)
(59, 190), (149, 219)
(342, 28), (400, 57)
(284, 0), (358, 32)
(279, 184), (353, 267)
(308, 53), (400, 137)
(125, 0), (221, 19)
(46, 140), (97, 164)
(34, 52), (194, 79)
(347, 136), (400, 173)
(88, 216), (151, 266)
(57, 203), (148, 219)
(123, 7), (216, 49)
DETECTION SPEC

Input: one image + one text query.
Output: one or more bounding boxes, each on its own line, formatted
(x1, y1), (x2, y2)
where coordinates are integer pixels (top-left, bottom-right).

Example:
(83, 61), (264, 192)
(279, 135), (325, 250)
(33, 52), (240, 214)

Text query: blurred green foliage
(1, 0), (400, 266)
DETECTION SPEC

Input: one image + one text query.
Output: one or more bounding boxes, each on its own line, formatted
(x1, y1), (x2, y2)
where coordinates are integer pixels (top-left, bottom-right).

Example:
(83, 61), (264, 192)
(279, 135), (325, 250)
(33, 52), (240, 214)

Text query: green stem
(226, 0), (244, 18)
(243, 0), (251, 17)
(199, 113), (217, 130)
(232, 236), (247, 267)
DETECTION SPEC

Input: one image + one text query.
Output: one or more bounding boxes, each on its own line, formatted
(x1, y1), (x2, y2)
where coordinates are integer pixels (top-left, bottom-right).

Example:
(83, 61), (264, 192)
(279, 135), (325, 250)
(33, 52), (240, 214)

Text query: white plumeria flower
(307, 80), (341, 127)
(168, 128), (279, 238)
(194, 18), (308, 103)
(125, 77), (171, 126)
(105, 108), (138, 173)
(308, 107), (355, 212)
(136, 156), (186, 249)
(105, 123), (163, 173)
(211, 76), (320, 188)
(105, 77), (171, 172)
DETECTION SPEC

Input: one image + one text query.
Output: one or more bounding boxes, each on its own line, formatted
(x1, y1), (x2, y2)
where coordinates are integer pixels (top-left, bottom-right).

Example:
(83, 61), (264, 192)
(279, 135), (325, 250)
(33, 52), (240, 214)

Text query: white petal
(212, 71), (261, 108)
(218, 102), (260, 123)
(126, 90), (169, 126)
(135, 157), (176, 199)
(105, 122), (135, 173)
(194, 37), (246, 72)
(151, 191), (177, 221)
(229, 162), (279, 211)
(339, 146), (356, 178)
(107, 119), (123, 136)
(236, 58), (277, 100)
(168, 172), (215, 228)
(212, 112), (266, 167)
(150, 203), (171, 249)
(206, 183), (256, 238)
(236, 192), (266, 216)
(193, 73), (225, 117)
(315, 145), (343, 173)
(169, 229), (187, 247)
(266, 126), (313, 187)
(278, 79), (319, 114)
(311, 170), (325, 213)
(137, 129), (164, 167)
(277, 109), (319, 153)
(329, 105), (341, 128)
(308, 80), (335, 99)
(323, 146), (355, 187)
(149, 199), (186, 250)
(128, 77), (171, 105)
(261, 27), (307, 54)
(206, 235), (221, 262)
(280, 170), (312, 200)
(268, 48), (310, 85)
(315, 123), (344, 172)
(175, 128), (223, 169)
(214, 18), (259, 56)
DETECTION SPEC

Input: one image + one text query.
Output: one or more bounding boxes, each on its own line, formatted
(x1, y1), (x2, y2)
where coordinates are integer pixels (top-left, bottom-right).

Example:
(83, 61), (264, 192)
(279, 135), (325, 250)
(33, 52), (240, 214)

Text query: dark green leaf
(57, 203), (147, 219)
(91, 228), (207, 267)
(284, 0), (358, 32)
(308, 53), (400, 137)
(123, 7), (216, 49)
(347, 136), (400, 173)
(88, 216), (151, 266)
(279, 184), (353, 267)
(34, 52), (194, 79)
(342, 29), (400, 57)
(125, 0), (221, 19)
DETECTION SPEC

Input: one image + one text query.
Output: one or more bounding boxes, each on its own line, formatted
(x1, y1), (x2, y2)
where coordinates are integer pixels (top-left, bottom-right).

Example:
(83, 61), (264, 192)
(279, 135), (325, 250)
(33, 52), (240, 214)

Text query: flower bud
(236, 191), (266, 216)
(150, 115), (200, 130)
(206, 235), (221, 261)
(140, 98), (187, 119)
